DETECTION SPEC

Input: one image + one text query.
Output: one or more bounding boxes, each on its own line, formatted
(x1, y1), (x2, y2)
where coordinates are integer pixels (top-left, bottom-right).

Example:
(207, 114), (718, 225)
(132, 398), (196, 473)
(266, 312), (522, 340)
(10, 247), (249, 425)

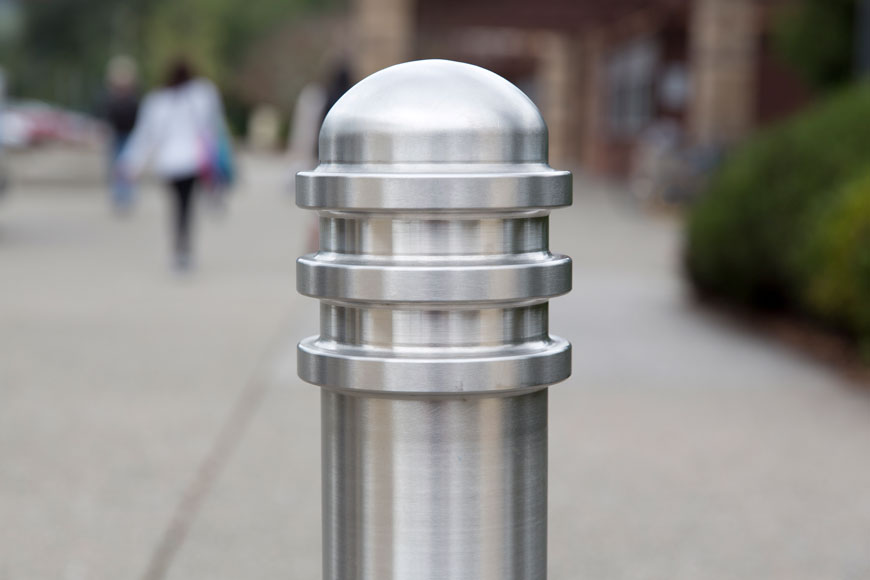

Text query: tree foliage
(773, 0), (858, 91)
(2, 0), (338, 111)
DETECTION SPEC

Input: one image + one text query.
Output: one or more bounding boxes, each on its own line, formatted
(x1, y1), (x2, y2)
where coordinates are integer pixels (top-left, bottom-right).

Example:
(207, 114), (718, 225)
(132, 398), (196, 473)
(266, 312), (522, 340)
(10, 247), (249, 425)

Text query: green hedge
(801, 170), (870, 345)
(687, 83), (870, 321)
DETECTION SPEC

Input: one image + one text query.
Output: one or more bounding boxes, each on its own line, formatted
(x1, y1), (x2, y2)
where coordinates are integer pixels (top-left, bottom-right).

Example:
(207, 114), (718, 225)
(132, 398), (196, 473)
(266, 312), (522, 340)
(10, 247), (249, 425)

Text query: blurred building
(347, 0), (810, 175)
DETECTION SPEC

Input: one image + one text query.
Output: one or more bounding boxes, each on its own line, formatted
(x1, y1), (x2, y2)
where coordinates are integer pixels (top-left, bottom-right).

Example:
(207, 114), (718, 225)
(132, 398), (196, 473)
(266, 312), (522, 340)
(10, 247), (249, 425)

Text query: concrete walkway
(1, 151), (870, 580)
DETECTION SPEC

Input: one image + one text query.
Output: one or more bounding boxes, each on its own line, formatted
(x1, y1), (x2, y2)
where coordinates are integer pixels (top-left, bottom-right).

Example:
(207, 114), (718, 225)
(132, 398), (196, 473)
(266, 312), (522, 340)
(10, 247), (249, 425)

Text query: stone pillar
(351, 0), (415, 81)
(578, 30), (607, 173)
(688, 0), (760, 146)
(537, 32), (582, 166)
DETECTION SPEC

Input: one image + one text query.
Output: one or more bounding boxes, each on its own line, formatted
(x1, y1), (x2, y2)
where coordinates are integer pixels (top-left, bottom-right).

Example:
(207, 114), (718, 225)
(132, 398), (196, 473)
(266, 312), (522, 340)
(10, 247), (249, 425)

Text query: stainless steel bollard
(296, 59), (572, 580)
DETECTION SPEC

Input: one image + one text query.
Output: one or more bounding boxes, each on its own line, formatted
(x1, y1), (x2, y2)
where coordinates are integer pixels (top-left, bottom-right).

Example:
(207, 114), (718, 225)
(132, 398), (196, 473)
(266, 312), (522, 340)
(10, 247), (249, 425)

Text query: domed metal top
(297, 59), (571, 211)
(319, 59), (548, 164)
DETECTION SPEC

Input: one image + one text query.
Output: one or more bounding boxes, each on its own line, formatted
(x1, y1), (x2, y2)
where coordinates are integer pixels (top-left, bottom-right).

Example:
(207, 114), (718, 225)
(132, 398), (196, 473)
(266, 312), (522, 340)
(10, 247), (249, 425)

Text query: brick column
(351, 0), (415, 81)
(688, 0), (760, 146)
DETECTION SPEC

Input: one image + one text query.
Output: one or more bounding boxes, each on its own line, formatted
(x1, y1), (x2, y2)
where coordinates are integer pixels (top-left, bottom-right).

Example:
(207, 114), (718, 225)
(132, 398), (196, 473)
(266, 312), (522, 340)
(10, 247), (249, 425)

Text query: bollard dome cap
(319, 59), (547, 164)
(298, 59), (572, 211)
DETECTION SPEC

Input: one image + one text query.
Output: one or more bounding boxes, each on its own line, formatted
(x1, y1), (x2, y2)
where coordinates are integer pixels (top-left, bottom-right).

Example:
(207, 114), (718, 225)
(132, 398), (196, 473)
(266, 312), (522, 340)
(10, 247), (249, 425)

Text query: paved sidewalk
(0, 152), (313, 580)
(2, 151), (870, 579)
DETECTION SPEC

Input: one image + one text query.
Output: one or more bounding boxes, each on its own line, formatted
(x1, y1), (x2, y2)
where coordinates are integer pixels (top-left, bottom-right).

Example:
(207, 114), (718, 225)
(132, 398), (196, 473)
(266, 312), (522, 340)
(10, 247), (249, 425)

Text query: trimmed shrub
(800, 170), (870, 344)
(686, 83), (870, 310)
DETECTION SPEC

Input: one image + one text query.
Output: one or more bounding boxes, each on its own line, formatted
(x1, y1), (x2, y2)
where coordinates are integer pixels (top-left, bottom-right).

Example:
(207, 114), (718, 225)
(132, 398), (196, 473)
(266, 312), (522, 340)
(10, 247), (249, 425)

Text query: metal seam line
(139, 319), (296, 580)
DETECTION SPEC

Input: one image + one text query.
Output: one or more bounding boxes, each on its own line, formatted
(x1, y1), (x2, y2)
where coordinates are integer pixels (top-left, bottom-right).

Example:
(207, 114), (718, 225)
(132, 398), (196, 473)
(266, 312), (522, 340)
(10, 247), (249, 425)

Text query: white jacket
(121, 78), (225, 180)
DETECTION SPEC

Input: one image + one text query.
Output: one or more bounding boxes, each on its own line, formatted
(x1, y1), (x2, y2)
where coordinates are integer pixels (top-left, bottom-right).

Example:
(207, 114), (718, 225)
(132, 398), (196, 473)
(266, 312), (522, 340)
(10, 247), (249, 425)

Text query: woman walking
(121, 59), (233, 271)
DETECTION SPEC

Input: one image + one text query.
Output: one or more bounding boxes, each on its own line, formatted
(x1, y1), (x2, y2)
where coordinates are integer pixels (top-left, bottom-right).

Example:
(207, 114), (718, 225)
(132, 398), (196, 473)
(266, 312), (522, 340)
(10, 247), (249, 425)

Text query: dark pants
(168, 175), (197, 256)
(110, 133), (133, 210)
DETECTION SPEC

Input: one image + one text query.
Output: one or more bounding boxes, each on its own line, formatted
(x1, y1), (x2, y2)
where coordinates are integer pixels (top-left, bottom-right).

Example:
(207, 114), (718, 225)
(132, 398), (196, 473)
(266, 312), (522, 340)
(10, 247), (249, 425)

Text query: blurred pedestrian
(286, 82), (325, 201)
(102, 55), (140, 214)
(120, 58), (234, 272)
(321, 62), (351, 128)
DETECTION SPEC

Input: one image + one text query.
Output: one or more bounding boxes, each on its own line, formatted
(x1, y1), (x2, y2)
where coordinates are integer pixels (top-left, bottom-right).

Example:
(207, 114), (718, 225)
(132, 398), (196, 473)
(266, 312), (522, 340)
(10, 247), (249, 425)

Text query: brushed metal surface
(295, 60), (572, 580)
(320, 303), (549, 347)
(319, 213), (550, 257)
(295, 169), (572, 211)
(317, 60), (546, 164)
(296, 252), (572, 304)
(297, 334), (571, 395)
(322, 390), (547, 580)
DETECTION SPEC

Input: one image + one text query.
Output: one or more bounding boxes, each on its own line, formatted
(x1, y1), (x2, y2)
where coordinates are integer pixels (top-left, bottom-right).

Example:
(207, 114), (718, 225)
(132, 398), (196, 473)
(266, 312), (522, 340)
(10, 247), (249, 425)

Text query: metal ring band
(297, 335), (571, 395)
(297, 254), (572, 304)
(296, 171), (572, 211)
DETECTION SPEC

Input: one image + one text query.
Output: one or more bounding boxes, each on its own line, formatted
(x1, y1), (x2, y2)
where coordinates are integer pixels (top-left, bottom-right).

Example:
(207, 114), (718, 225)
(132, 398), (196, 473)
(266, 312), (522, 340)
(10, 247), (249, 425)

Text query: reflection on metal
(296, 59), (573, 580)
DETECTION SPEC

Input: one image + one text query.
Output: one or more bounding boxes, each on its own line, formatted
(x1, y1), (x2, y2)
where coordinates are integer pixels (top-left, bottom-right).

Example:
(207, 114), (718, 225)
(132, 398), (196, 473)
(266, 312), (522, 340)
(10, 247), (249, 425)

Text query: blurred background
(3, 0), (870, 579)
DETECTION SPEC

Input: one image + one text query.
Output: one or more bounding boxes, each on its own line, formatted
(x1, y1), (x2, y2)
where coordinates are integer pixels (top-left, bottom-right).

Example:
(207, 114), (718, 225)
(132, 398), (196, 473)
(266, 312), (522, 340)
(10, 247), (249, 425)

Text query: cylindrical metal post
(296, 59), (572, 580)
